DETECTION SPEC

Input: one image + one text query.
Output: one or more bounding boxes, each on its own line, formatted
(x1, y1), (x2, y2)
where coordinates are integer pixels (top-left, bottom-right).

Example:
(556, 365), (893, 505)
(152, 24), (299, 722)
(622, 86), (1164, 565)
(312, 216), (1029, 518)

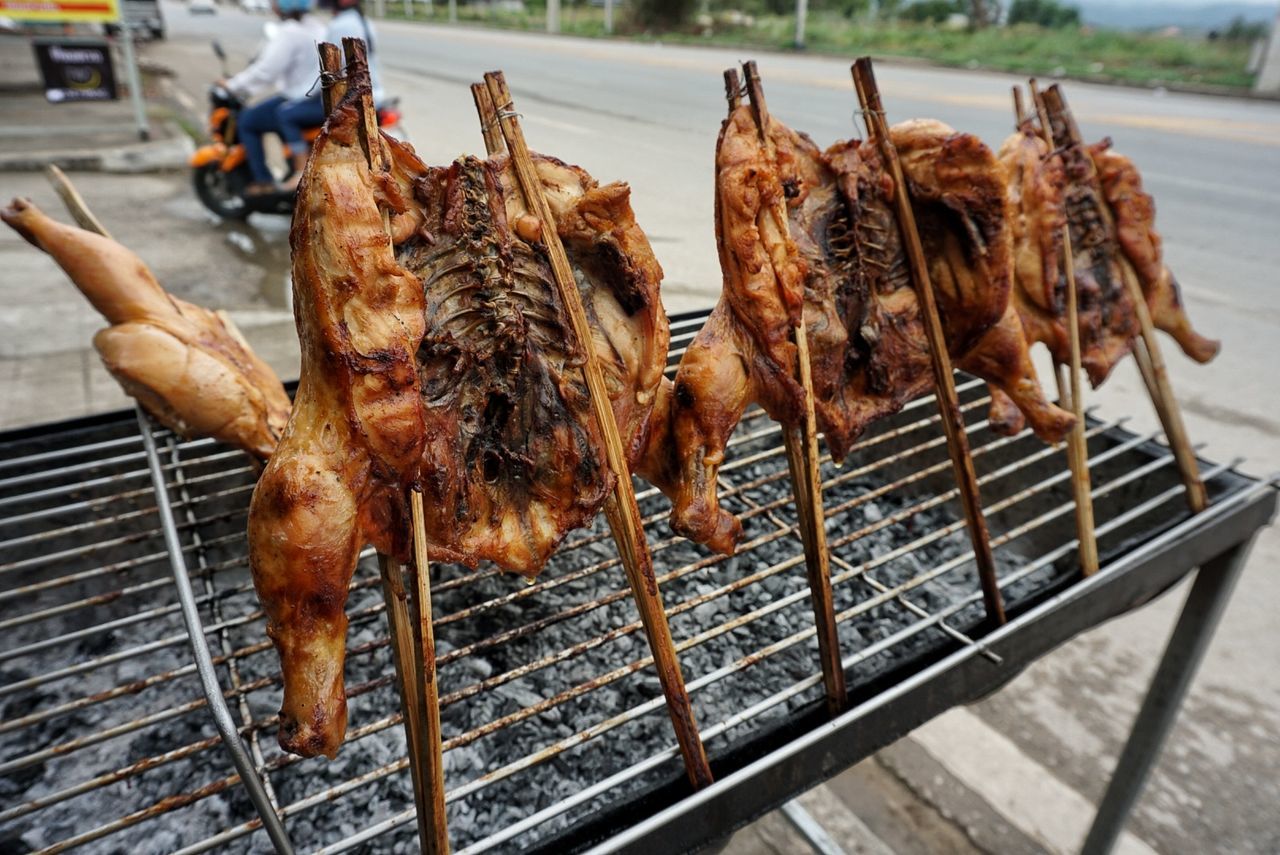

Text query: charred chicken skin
(248, 90), (668, 758)
(998, 127), (1138, 387)
(1, 198), (290, 461)
(640, 109), (1072, 555)
(405, 152), (668, 575)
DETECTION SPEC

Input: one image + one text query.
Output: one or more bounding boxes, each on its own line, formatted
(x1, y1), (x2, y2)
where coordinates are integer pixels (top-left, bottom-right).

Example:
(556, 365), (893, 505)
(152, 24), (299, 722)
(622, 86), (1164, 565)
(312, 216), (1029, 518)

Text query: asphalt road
(153, 5), (1280, 852)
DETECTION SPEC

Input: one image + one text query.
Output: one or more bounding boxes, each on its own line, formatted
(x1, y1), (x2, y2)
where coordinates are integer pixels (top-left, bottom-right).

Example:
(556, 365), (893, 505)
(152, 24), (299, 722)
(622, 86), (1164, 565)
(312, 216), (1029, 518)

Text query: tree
(1007, 0), (1079, 28)
(631, 0), (697, 27)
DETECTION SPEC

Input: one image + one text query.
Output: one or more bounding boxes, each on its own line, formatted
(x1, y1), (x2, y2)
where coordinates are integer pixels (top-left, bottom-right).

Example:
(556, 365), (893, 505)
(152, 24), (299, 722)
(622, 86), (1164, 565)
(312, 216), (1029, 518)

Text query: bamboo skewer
(1023, 81), (1099, 577)
(45, 164), (113, 238)
(324, 39), (450, 854)
(725, 63), (846, 716)
(477, 70), (714, 789)
(1039, 84), (1207, 514)
(470, 83), (506, 155)
(852, 57), (1006, 626)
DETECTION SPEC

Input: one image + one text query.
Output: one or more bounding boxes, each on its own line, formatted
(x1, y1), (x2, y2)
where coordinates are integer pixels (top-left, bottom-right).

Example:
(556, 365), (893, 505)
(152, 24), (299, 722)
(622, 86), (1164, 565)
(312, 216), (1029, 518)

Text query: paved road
(153, 5), (1280, 852)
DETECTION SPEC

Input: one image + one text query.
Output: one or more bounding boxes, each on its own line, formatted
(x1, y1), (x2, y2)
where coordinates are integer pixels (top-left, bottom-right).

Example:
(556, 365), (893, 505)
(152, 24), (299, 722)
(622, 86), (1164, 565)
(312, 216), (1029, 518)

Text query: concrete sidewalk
(0, 33), (193, 172)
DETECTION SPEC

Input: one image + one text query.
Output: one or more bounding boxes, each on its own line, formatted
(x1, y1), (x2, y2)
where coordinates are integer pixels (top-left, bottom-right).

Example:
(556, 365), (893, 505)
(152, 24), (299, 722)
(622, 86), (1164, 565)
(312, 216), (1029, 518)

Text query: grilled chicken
(640, 109), (1071, 555)
(248, 96), (428, 759)
(987, 126), (1219, 432)
(248, 88), (668, 758)
(407, 152), (668, 575)
(1088, 139), (1219, 364)
(1, 198), (290, 460)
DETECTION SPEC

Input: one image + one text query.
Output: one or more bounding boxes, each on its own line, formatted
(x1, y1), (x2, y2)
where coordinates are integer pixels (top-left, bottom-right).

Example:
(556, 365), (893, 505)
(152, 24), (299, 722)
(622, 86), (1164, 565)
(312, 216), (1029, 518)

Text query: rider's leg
(277, 95), (327, 189)
(239, 95), (288, 188)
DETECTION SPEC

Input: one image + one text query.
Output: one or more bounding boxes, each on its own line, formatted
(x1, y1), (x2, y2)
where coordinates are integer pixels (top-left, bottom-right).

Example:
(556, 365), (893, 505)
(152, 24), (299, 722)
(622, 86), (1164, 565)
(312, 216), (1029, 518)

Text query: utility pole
(604, 0), (613, 34)
(794, 0), (808, 48)
(1255, 9), (1280, 94)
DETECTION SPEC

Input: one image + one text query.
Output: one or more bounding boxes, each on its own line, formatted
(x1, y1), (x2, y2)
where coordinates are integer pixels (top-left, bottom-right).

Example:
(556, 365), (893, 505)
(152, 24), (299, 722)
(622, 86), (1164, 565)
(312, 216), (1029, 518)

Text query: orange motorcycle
(191, 42), (404, 219)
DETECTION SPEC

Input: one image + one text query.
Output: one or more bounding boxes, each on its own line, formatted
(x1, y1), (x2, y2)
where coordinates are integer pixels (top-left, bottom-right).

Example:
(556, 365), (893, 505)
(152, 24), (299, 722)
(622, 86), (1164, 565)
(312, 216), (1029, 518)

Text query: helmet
(276, 0), (313, 12)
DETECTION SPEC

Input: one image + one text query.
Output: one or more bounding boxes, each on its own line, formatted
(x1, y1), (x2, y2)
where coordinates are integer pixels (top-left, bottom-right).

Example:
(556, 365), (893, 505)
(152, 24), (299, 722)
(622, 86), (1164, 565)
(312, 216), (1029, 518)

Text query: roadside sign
(0, 0), (121, 23)
(33, 40), (118, 102)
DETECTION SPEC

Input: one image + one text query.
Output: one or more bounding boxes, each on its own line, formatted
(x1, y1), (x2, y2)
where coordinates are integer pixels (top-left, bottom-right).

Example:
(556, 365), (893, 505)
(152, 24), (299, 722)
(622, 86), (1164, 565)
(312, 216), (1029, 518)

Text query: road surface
(152, 5), (1280, 852)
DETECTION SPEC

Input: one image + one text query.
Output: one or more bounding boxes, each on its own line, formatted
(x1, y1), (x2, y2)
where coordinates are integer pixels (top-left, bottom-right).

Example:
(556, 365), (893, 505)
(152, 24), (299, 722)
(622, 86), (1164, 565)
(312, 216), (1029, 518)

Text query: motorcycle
(191, 40), (405, 219)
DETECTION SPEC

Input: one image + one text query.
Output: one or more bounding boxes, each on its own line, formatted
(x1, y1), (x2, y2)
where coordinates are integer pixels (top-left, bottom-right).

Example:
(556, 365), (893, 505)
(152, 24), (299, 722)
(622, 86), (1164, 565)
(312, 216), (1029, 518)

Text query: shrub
(1007, 0), (1079, 29)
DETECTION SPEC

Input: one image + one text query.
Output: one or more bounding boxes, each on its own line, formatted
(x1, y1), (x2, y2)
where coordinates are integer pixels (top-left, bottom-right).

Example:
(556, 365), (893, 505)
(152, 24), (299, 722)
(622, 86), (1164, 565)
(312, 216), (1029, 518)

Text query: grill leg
(1082, 537), (1256, 855)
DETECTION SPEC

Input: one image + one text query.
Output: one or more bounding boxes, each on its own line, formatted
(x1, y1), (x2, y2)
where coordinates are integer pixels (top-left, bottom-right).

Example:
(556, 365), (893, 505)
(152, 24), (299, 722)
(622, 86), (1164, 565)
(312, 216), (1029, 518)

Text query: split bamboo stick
(1039, 84), (1207, 514)
(327, 39), (451, 853)
(852, 57), (1006, 626)
(45, 165), (112, 239)
(479, 70), (714, 789)
(1025, 80), (1098, 576)
(471, 83), (506, 155)
(728, 62), (846, 715)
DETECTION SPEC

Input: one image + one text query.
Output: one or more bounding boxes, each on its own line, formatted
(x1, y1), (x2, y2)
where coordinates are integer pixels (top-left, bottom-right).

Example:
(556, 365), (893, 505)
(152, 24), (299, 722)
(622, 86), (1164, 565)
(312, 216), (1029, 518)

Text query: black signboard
(33, 40), (118, 103)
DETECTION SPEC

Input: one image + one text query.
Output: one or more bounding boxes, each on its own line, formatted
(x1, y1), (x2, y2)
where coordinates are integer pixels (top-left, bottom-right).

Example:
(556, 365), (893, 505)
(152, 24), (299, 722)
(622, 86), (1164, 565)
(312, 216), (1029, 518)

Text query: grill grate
(0, 310), (1261, 854)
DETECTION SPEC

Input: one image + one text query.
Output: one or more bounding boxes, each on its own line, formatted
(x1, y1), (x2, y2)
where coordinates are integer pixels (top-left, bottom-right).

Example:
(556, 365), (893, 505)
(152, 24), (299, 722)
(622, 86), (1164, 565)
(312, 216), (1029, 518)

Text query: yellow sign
(0, 0), (121, 23)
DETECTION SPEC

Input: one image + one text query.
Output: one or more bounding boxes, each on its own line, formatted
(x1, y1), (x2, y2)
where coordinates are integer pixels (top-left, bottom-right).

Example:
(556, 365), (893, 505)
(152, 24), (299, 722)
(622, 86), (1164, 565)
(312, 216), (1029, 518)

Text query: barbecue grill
(1, 307), (1273, 854)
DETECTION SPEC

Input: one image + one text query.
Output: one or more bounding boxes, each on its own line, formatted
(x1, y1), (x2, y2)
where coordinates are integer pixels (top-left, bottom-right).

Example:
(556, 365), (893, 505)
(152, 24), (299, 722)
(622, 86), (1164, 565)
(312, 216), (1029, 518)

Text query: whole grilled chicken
(1, 198), (290, 460)
(640, 109), (1071, 555)
(248, 87), (668, 758)
(1088, 139), (1219, 364)
(987, 121), (1220, 432)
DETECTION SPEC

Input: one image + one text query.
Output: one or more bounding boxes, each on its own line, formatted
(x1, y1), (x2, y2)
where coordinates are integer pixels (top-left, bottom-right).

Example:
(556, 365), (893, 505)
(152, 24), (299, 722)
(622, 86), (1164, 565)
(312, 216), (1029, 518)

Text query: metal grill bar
(126, 421), (1163, 853)
(0, 323), (1263, 855)
(335, 455), (1230, 855)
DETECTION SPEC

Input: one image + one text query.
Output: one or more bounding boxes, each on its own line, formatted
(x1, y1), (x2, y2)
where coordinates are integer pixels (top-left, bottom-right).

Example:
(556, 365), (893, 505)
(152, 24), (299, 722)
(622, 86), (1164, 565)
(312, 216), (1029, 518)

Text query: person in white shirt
(222, 0), (324, 192)
(274, 0), (386, 189)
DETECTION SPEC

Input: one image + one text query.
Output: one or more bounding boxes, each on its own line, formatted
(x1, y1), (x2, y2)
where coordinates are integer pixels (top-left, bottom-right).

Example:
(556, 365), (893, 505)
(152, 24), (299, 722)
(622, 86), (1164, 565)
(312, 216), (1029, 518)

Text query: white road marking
(910, 707), (1160, 855)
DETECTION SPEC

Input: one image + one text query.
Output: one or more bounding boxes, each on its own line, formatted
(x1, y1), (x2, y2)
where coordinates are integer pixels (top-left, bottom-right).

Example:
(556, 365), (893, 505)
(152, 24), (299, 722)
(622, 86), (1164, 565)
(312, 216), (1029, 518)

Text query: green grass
(384, 4), (1257, 91)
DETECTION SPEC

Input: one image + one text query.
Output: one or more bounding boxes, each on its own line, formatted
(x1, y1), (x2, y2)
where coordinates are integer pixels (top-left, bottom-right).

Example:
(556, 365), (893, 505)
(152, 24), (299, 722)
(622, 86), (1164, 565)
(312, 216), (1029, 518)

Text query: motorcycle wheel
(193, 163), (250, 220)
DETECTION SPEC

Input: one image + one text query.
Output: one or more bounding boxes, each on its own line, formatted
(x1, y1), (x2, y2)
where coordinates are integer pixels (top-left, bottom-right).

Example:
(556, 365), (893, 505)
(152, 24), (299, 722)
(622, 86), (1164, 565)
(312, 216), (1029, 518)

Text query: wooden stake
(479, 70), (714, 790)
(470, 83), (506, 155)
(852, 57), (1006, 626)
(329, 39), (450, 853)
(730, 62), (846, 716)
(1040, 84), (1207, 514)
(1026, 80), (1098, 576)
(44, 165), (113, 239)
(317, 42), (346, 114)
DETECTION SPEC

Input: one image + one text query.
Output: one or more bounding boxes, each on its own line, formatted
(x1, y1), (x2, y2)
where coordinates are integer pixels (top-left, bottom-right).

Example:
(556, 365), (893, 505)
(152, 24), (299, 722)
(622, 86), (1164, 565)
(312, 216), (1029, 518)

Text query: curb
(0, 123), (195, 173)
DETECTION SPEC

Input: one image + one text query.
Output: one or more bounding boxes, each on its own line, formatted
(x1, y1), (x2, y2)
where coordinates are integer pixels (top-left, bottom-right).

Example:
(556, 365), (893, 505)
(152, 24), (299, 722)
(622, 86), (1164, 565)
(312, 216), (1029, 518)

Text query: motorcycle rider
(220, 0), (324, 194)
(275, 0), (386, 190)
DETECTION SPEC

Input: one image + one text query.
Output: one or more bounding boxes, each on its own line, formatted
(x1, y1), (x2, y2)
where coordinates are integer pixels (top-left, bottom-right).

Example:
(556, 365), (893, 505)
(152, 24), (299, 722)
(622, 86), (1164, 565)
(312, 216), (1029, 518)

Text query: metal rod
(135, 407), (294, 853)
(780, 800), (846, 855)
(1081, 537), (1256, 855)
(116, 29), (150, 140)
